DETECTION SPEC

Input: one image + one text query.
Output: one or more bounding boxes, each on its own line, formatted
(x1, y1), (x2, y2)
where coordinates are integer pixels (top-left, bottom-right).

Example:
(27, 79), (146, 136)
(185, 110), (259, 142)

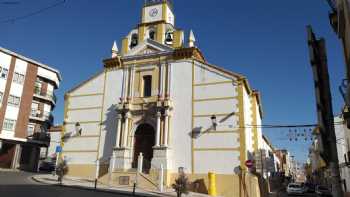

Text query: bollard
(137, 153), (143, 173)
(95, 160), (100, 189)
(208, 172), (217, 196)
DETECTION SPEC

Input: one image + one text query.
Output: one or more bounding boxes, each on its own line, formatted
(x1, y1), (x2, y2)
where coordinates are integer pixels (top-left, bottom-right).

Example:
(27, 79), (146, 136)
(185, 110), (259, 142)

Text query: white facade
(61, 5), (264, 196)
(334, 116), (350, 192)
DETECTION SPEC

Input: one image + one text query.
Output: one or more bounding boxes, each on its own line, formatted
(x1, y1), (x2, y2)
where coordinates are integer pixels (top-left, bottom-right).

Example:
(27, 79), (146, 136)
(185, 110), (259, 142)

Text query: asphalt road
(0, 171), (137, 197)
(277, 191), (318, 197)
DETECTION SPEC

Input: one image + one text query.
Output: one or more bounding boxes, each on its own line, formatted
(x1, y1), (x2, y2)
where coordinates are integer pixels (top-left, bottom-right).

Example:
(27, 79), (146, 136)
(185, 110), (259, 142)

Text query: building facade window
(27, 124), (35, 136)
(143, 75), (152, 97)
(130, 33), (139, 48)
(13, 72), (25, 84)
(34, 78), (42, 95)
(3, 119), (16, 131)
(0, 92), (3, 104)
(31, 102), (39, 117)
(8, 95), (20, 106)
(149, 29), (156, 40)
(0, 67), (9, 79)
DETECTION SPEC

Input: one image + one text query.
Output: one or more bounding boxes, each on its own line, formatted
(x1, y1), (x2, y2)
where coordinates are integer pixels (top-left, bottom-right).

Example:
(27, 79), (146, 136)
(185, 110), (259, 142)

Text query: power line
(0, 0), (66, 24)
(0, 1), (21, 5)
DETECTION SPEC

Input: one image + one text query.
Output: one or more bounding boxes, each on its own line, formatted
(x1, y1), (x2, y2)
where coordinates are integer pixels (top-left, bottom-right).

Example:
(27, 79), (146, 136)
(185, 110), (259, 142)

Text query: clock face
(149, 8), (159, 17)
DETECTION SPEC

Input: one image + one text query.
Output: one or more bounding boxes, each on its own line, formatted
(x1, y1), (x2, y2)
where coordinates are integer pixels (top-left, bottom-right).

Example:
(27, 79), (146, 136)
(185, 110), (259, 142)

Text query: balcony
(29, 109), (52, 123)
(26, 132), (51, 147)
(33, 87), (57, 105)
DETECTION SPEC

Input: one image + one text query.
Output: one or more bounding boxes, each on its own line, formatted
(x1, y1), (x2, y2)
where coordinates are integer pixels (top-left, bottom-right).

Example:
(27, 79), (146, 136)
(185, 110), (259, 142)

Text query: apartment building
(0, 47), (61, 171)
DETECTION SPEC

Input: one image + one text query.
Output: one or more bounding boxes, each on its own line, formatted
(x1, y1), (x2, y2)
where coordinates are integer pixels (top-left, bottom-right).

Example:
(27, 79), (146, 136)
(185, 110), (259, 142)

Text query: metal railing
(135, 153), (166, 192)
(34, 87), (57, 104)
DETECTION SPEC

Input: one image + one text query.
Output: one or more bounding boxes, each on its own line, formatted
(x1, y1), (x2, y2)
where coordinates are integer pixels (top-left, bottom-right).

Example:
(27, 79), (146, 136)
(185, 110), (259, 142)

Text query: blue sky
(0, 0), (345, 162)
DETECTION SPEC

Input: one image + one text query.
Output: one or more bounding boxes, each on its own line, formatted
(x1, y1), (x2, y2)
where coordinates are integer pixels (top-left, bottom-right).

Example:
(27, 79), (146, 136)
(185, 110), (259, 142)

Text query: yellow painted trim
(63, 150), (98, 153)
(96, 70), (107, 160)
(193, 113), (235, 118)
(162, 2), (167, 21)
(194, 81), (233, 87)
(172, 30), (183, 48)
(60, 94), (69, 159)
(139, 25), (146, 43)
(65, 121), (101, 125)
(194, 148), (240, 152)
(237, 80), (247, 171)
(122, 37), (129, 55)
(194, 96), (237, 102)
(156, 23), (164, 43)
(251, 95), (259, 152)
(191, 59), (195, 174)
(123, 56), (168, 66)
(67, 107), (102, 112)
(68, 93), (104, 98)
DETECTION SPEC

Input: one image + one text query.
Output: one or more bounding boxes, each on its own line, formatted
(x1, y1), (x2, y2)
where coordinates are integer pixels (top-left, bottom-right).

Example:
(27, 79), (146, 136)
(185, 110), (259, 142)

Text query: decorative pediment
(125, 39), (174, 57)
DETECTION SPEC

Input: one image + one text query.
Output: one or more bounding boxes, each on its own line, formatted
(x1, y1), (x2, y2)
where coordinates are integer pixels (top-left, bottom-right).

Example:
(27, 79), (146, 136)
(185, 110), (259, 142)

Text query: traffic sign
(55, 146), (62, 153)
(245, 160), (254, 168)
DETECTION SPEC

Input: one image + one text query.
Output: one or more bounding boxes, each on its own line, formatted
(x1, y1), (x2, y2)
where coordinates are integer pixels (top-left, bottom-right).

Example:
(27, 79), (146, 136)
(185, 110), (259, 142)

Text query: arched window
(143, 75), (152, 97)
(165, 30), (173, 45)
(149, 30), (156, 40)
(130, 33), (138, 48)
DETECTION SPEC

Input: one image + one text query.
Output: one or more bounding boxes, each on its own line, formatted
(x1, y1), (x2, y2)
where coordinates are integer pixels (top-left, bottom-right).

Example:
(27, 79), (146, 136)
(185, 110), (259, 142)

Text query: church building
(62, 1), (263, 196)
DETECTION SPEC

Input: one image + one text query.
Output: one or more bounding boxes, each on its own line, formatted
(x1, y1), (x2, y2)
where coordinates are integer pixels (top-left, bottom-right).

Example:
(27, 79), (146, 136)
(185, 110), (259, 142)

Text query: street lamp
(211, 115), (217, 130)
(75, 122), (82, 136)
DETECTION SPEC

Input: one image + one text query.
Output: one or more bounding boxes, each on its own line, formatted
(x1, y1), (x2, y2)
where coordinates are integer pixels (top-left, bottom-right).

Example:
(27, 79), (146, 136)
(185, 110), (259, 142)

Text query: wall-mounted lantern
(75, 122), (82, 136)
(211, 115), (217, 130)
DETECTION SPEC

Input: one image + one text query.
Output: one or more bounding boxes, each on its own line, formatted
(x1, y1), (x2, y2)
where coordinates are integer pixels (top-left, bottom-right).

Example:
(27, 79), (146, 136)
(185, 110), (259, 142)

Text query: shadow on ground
(0, 184), (145, 197)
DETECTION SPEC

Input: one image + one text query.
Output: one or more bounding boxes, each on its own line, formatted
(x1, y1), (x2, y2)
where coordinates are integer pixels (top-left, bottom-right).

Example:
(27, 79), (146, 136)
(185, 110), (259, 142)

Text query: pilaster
(151, 146), (172, 170)
(111, 147), (132, 171)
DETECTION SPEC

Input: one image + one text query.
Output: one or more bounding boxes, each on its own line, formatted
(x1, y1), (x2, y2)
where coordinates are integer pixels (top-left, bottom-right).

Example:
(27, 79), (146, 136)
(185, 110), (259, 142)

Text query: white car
(287, 183), (307, 195)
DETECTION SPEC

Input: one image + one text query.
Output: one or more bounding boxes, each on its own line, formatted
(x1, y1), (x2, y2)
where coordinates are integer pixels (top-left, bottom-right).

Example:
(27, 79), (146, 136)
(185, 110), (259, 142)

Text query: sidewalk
(0, 167), (19, 172)
(32, 174), (212, 197)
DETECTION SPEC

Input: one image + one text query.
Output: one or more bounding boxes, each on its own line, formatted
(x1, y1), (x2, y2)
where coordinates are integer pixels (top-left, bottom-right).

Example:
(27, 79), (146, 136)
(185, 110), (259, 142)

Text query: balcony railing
(30, 109), (52, 122)
(34, 87), (57, 104)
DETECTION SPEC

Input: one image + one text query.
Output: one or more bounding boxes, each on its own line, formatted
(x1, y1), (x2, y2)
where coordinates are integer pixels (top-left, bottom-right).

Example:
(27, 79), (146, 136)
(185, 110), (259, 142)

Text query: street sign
(245, 160), (254, 168)
(55, 146), (62, 153)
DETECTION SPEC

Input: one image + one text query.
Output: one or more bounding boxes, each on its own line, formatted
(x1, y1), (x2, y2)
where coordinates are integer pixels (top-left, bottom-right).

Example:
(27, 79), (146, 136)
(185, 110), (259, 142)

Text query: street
(277, 191), (317, 197)
(0, 171), (135, 197)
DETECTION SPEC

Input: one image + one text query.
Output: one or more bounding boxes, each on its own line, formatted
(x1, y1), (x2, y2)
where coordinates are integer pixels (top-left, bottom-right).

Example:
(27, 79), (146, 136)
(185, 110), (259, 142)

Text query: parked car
(287, 183), (307, 195)
(315, 185), (332, 196)
(39, 157), (56, 172)
(305, 183), (316, 193)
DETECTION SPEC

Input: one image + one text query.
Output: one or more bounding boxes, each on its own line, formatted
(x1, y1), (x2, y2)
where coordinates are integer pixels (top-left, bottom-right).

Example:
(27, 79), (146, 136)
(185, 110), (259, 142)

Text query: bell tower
(120, 0), (184, 55)
(141, 0), (175, 25)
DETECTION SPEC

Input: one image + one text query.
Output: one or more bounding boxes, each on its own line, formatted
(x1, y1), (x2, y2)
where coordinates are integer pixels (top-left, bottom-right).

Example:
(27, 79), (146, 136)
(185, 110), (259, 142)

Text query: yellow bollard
(208, 172), (217, 196)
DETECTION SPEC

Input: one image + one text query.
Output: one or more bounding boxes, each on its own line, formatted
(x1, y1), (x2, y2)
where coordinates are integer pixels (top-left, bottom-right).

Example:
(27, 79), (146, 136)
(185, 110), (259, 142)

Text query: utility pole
(307, 26), (344, 197)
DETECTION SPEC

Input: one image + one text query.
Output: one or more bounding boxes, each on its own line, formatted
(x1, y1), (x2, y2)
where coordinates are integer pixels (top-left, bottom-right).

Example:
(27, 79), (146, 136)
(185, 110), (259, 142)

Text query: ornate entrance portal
(132, 124), (155, 172)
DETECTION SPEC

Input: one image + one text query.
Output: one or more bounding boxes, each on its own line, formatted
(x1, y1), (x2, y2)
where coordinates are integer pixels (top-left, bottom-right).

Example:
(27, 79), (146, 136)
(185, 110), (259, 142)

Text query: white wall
(98, 69), (123, 160)
(334, 116), (350, 191)
(170, 61), (193, 172)
(0, 51), (12, 94)
(68, 72), (104, 96)
(192, 61), (241, 174)
(48, 132), (61, 157)
(144, 4), (163, 23)
(37, 67), (60, 88)
(63, 72), (105, 165)
(243, 88), (254, 156)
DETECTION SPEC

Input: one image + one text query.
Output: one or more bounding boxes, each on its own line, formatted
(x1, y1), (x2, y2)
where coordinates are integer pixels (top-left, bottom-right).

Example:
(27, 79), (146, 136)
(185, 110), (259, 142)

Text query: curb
(31, 176), (159, 197)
